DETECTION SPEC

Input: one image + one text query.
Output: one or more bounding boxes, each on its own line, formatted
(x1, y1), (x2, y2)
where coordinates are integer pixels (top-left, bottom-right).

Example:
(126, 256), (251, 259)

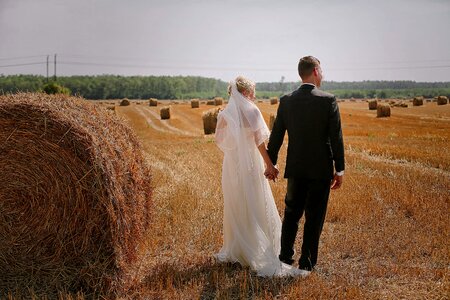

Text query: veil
(215, 80), (270, 171)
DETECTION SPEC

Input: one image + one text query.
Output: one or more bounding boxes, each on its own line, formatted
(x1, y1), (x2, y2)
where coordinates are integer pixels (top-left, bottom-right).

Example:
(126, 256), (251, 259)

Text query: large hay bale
(120, 98), (130, 106)
(368, 99), (378, 110)
(149, 98), (158, 106)
(413, 96), (424, 106)
(269, 114), (276, 130)
(214, 97), (224, 106)
(191, 99), (200, 108)
(270, 97), (279, 105)
(377, 104), (391, 118)
(160, 106), (171, 119)
(437, 96), (448, 105)
(202, 107), (221, 134)
(206, 100), (215, 105)
(0, 93), (152, 297)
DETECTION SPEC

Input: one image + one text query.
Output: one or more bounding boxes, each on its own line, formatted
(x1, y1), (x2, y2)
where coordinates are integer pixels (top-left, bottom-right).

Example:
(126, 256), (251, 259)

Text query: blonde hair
(228, 75), (255, 96)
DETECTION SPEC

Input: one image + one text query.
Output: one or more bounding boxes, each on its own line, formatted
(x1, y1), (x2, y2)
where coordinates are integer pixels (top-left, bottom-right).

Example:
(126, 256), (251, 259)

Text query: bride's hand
(265, 164), (279, 182)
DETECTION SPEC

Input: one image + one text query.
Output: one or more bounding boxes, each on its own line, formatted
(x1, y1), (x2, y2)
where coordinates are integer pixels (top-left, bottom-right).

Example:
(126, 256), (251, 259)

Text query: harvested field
(6, 99), (450, 299)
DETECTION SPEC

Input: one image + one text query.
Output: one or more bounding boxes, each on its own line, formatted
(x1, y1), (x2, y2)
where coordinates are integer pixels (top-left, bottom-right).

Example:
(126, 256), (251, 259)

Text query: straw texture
(0, 93), (152, 297)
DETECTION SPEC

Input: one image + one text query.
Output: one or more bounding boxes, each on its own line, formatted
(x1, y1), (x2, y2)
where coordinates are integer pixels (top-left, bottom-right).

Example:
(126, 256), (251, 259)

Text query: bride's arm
(257, 143), (279, 180)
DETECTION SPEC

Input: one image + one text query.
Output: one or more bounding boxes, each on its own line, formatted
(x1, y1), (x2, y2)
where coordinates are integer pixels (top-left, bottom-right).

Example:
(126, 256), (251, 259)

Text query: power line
(0, 55), (47, 61)
(0, 62), (46, 68)
(58, 60), (450, 72)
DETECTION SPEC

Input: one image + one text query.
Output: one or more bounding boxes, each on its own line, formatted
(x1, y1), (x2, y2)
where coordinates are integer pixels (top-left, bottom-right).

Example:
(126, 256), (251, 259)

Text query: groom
(266, 56), (345, 271)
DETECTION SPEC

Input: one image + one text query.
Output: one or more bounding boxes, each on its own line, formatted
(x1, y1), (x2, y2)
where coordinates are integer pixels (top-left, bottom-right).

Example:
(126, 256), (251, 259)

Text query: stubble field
(9, 98), (447, 299)
(95, 99), (449, 299)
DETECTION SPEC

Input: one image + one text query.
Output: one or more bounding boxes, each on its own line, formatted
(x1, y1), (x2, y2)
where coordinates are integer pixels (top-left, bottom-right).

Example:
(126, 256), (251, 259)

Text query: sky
(0, 0), (449, 82)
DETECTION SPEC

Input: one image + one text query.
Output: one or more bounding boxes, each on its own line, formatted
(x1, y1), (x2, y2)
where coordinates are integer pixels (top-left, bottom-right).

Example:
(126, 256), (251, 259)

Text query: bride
(214, 76), (309, 277)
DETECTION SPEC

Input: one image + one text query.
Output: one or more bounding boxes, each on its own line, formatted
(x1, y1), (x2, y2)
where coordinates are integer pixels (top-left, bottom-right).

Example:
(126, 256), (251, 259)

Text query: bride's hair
(228, 76), (255, 96)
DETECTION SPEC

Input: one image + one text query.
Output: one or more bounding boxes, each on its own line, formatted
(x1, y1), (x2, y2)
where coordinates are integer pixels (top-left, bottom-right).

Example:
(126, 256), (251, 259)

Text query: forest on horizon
(1, 74), (449, 100)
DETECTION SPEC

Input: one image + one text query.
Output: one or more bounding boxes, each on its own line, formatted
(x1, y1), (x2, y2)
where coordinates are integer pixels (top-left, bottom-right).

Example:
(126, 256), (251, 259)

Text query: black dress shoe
(298, 257), (313, 271)
(298, 264), (313, 271)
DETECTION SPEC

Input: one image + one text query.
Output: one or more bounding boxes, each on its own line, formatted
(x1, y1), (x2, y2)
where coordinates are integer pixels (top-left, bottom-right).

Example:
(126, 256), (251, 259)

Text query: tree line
(1, 75), (449, 100)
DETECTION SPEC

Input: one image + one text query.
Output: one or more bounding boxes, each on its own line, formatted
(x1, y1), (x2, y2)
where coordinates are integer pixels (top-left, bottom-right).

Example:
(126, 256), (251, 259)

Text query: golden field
(6, 99), (450, 299)
(111, 99), (449, 299)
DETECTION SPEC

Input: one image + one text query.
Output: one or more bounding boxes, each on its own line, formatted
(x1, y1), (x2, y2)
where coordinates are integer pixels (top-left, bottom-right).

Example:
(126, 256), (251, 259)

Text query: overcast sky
(1, 0), (449, 82)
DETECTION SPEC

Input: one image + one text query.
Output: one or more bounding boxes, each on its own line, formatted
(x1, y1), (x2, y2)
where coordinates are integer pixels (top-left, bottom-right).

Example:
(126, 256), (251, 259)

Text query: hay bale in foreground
(149, 98), (158, 106)
(413, 96), (424, 106)
(269, 114), (276, 130)
(377, 104), (391, 118)
(437, 96), (448, 105)
(160, 106), (171, 119)
(270, 97), (279, 105)
(214, 97), (224, 106)
(191, 99), (200, 108)
(120, 98), (130, 106)
(0, 93), (152, 297)
(202, 107), (221, 134)
(368, 99), (378, 110)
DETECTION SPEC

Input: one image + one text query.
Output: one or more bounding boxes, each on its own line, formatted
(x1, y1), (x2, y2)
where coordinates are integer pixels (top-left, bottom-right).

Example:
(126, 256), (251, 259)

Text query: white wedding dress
(214, 81), (308, 277)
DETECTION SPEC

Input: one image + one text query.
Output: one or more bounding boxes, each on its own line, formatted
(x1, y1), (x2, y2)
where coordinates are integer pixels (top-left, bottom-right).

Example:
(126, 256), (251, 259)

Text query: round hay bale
(149, 98), (158, 106)
(270, 97), (279, 105)
(437, 96), (448, 105)
(191, 99), (200, 108)
(214, 97), (224, 106)
(398, 101), (408, 108)
(377, 104), (391, 118)
(160, 106), (171, 119)
(120, 98), (130, 106)
(0, 93), (152, 297)
(269, 113), (276, 130)
(202, 107), (221, 134)
(368, 99), (378, 110)
(413, 96), (424, 106)
(206, 100), (215, 105)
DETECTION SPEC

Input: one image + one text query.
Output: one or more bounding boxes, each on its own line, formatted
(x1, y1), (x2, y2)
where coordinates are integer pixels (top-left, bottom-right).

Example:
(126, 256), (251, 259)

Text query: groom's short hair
(298, 56), (321, 79)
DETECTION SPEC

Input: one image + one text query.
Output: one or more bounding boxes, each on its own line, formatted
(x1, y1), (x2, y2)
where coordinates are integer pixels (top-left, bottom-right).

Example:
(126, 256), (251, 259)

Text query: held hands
(330, 173), (343, 190)
(264, 164), (279, 182)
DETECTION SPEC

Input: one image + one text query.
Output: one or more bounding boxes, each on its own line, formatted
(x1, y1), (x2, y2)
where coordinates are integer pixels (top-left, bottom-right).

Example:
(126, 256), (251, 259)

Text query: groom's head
(298, 56), (322, 88)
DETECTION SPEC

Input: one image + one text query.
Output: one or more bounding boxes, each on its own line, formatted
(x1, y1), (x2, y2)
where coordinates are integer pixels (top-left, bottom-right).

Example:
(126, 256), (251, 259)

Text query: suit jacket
(267, 84), (345, 180)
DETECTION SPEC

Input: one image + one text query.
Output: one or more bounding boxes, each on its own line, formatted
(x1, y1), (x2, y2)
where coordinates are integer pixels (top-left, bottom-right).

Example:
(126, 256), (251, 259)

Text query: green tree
(42, 82), (71, 95)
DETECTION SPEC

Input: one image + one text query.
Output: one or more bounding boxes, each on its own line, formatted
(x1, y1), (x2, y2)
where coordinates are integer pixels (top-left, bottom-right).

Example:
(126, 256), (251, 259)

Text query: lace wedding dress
(215, 81), (308, 277)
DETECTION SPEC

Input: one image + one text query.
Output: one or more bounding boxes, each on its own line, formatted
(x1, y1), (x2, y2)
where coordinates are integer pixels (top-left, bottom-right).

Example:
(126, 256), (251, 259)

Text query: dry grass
(0, 93), (152, 298)
(5, 99), (449, 299)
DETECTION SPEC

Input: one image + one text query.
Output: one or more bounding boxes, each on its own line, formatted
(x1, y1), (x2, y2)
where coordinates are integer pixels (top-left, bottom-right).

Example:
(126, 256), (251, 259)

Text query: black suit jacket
(267, 84), (345, 180)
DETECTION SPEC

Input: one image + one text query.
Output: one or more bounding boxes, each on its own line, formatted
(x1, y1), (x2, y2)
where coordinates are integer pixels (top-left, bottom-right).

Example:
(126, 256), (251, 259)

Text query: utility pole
(53, 54), (57, 81)
(46, 55), (49, 82)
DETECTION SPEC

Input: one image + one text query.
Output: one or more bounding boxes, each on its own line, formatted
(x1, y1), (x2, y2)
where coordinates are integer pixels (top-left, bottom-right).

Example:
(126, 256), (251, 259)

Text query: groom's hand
(330, 173), (343, 190)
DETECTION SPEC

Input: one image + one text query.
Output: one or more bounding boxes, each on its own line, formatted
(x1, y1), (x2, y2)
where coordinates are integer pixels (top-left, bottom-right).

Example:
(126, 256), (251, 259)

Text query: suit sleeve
(267, 98), (286, 165)
(328, 97), (345, 172)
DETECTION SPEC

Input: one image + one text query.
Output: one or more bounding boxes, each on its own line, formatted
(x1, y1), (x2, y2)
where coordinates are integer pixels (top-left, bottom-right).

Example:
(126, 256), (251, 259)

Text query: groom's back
(268, 85), (342, 180)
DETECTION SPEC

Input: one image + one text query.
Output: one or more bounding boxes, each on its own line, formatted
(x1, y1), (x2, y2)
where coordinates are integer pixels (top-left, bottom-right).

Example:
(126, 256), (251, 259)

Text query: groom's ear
(313, 67), (319, 76)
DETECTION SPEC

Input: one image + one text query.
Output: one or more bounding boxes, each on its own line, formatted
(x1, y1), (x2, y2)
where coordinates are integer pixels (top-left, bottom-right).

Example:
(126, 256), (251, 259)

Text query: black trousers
(279, 177), (331, 270)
